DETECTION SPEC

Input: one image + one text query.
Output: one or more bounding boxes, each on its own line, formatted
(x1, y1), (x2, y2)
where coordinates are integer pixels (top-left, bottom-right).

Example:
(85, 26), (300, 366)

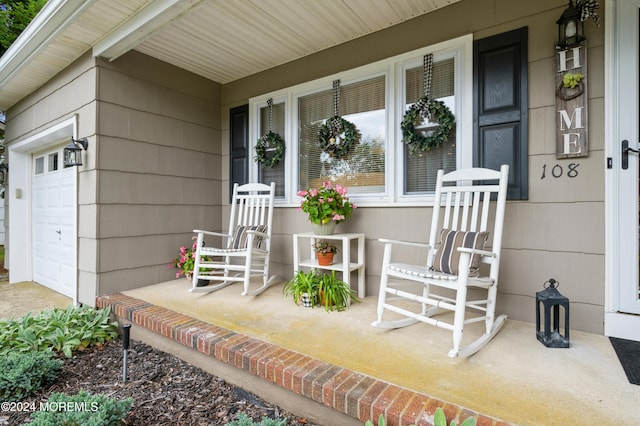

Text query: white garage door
(32, 147), (76, 297)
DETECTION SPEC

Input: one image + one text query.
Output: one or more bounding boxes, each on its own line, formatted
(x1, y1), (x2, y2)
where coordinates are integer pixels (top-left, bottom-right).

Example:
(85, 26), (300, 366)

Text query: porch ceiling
(0, 0), (460, 111)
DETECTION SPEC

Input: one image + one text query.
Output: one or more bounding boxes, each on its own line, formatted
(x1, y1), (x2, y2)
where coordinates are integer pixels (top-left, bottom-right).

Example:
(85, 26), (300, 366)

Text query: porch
(95, 279), (640, 426)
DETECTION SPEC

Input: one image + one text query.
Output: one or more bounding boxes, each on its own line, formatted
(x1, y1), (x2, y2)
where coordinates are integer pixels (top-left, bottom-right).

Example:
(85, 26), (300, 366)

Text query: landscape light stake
(122, 324), (131, 382)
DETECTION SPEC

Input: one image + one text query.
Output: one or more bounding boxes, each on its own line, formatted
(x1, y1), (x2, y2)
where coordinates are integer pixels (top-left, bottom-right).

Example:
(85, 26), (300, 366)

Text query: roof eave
(0, 0), (96, 93)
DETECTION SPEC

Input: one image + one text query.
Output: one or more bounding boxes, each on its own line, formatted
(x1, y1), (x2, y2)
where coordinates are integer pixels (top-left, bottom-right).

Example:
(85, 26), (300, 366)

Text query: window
(35, 157), (44, 175)
(257, 100), (286, 198)
(48, 153), (58, 172)
(298, 76), (385, 195)
(249, 35), (472, 206)
(403, 58), (456, 193)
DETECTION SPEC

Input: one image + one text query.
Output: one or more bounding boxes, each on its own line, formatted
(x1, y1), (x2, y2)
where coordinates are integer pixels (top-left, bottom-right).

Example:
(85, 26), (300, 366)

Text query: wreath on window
(317, 80), (360, 159)
(255, 98), (285, 168)
(401, 96), (455, 155)
(255, 130), (285, 168)
(401, 54), (455, 156)
(318, 115), (360, 158)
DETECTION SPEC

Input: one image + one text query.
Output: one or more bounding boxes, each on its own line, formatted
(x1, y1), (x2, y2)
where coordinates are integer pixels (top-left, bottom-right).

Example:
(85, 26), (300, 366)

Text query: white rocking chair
(190, 182), (277, 296)
(372, 165), (509, 358)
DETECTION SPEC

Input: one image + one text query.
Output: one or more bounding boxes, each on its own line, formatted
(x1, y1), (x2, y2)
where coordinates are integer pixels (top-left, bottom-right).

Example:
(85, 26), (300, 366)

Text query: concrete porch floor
(102, 279), (640, 426)
(3, 278), (639, 425)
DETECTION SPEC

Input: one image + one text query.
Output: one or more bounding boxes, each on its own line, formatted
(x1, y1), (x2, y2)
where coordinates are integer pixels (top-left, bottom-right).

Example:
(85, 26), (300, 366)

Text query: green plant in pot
(318, 271), (360, 312)
(283, 270), (321, 307)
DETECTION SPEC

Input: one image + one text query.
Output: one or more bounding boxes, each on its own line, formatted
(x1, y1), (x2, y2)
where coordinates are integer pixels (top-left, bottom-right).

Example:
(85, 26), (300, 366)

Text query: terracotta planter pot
(316, 252), (334, 266)
(319, 290), (334, 308)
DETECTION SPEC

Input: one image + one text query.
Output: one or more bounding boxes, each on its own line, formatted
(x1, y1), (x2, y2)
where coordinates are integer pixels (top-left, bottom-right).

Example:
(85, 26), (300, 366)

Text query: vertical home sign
(556, 43), (588, 158)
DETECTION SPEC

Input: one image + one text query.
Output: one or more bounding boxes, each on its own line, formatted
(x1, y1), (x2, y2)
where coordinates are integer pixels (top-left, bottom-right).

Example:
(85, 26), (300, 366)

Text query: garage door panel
(60, 265), (74, 288)
(46, 187), (59, 208)
(61, 223), (74, 249)
(46, 224), (59, 245)
(33, 222), (46, 243)
(46, 259), (59, 281)
(33, 186), (46, 209)
(61, 181), (74, 208)
(33, 249), (46, 283)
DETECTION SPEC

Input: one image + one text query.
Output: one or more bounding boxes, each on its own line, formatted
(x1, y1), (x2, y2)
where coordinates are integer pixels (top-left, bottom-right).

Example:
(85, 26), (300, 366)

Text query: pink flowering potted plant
(297, 181), (355, 234)
(170, 239), (209, 286)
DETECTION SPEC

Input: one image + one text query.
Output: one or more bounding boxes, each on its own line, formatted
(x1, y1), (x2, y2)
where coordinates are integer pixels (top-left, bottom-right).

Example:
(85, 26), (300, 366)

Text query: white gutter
(0, 0), (96, 88)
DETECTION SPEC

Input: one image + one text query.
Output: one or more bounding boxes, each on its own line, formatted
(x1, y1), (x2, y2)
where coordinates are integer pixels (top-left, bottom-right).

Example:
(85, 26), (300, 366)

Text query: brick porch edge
(96, 293), (509, 426)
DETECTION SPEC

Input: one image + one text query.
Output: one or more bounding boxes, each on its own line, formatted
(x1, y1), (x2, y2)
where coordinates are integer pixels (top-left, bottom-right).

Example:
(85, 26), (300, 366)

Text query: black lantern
(0, 163), (7, 186)
(556, 0), (585, 49)
(536, 278), (570, 348)
(64, 137), (89, 167)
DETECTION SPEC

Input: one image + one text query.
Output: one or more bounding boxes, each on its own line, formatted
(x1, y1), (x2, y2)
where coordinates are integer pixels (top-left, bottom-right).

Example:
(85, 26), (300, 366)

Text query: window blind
(298, 76), (386, 194)
(404, 58), (456, 193)
(258, 102), (285, 197)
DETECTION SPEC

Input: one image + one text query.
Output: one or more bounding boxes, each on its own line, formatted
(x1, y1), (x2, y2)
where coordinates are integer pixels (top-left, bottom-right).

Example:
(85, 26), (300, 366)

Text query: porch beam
(93, 0), (207, 61)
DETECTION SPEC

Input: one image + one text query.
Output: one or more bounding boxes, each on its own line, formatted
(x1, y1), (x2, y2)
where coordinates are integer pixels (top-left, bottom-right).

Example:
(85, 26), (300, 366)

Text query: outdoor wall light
(536, 278), (570, 348)
(0, 163), (7, 187)
(556, 0), (585, 49)
(64, 137), (89, 167)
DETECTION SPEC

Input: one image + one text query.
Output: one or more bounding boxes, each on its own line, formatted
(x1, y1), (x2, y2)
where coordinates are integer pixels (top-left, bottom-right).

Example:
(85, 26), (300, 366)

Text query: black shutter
(229, 104), (249, 202)
(474, 27), (528, 200)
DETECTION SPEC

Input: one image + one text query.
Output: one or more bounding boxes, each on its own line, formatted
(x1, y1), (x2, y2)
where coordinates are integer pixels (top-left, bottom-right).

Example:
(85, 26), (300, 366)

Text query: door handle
(622, 140), (640, 170)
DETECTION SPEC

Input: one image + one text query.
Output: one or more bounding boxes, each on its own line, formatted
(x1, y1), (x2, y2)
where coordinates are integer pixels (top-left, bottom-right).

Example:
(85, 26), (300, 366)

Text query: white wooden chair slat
(372, 165), (509, 358)
(189, 182), (277, 296)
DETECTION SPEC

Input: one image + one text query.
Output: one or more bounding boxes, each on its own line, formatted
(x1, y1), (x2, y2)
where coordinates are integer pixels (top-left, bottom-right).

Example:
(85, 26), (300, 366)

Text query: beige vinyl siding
(4, 0), (606, 333)
(93, 51), (222, 297)
(221, 0), (606, 333)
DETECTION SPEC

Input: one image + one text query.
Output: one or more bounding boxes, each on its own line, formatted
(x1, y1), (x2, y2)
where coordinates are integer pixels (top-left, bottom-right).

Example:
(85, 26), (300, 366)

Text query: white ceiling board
(0, 0), (461, 110)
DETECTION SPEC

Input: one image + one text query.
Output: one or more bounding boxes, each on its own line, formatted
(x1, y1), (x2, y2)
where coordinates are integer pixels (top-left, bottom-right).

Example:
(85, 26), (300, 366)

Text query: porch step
(97, 293), (510, 426)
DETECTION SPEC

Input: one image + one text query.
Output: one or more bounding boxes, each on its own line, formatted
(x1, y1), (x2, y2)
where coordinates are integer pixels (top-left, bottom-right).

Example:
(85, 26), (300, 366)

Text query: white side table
(292, 232), (365, 299)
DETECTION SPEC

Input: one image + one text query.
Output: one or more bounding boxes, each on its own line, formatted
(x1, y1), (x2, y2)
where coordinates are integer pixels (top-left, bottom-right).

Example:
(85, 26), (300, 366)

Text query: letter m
(559, 107), (584, 131)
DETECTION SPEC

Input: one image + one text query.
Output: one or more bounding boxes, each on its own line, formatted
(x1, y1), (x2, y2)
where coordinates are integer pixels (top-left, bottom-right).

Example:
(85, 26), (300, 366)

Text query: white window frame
(252, 94), (290, 199)
(249, 34), (473, 207)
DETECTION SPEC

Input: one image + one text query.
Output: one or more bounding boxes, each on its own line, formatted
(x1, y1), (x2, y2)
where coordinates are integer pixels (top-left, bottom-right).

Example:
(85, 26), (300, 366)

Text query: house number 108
(541, 163), (579, 179)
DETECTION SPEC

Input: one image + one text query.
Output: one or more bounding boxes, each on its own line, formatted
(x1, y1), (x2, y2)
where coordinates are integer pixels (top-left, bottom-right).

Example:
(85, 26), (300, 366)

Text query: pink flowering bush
(170, 240), (198, 279)
(297, 181), (355, 225)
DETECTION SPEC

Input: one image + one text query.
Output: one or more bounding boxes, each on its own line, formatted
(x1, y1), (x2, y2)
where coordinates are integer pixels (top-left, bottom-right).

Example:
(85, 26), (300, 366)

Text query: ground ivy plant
(0, 305), (118, 357)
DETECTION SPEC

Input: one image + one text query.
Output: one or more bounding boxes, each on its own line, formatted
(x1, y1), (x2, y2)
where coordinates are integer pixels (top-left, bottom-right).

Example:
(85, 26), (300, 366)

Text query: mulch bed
(4, 338), (317, 425)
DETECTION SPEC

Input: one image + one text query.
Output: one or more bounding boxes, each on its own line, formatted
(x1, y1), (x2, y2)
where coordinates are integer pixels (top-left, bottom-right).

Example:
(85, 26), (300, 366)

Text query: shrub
(0, 351), (62, 402)
(226, 412), (287, 426)
(0, 305), (118, 357)
(26, 390), (133, 426)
